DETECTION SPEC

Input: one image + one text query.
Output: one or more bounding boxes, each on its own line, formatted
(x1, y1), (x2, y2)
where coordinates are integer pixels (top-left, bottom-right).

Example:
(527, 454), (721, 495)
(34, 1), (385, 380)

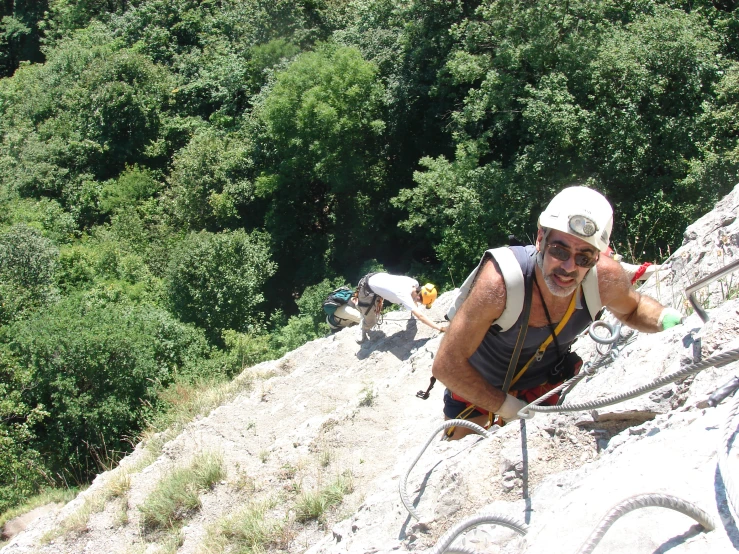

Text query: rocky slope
(3, 185), (739, 554)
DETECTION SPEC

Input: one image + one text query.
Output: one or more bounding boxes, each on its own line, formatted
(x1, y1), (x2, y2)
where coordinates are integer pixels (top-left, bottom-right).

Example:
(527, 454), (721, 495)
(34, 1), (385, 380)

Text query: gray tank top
(468, 245), (594, 390)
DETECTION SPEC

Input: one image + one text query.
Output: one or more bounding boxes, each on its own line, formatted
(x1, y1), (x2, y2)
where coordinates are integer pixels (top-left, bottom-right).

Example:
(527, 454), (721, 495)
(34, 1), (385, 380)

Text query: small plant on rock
(139, 451), (225, 532)
(294, 471), (353, 523)
(202, 500), (284, 553)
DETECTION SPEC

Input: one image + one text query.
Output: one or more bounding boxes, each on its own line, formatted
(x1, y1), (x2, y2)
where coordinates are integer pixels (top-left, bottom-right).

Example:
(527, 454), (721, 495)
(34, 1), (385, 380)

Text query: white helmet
(538, 186), (613, 252)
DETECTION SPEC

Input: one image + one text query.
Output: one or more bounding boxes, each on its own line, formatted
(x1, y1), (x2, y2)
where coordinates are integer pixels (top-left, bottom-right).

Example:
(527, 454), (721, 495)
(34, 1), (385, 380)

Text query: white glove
(497, 394), (529, 421)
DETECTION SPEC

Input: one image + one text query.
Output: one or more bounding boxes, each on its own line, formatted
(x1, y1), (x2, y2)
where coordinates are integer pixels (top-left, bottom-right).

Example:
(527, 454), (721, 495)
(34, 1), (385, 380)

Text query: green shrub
(269, 314), (323, 357)
(5, 293), (214, 482)
(0, 378), (50, 513)
(167, 129), (256, 230)
(0, 224), (58, 290)
(166, 229), (276, 344)
(0, 224), (59, 325)
(100, 165), (162, 215)
(221, 329), (274, 372)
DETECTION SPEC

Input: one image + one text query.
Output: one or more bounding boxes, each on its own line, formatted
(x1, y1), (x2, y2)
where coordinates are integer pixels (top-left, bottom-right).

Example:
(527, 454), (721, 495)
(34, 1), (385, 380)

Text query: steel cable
(427, 512), (528, 554)
(519, 347), (739, 418)
(400, 420), (492, 521)
(575, 493), (715, 554)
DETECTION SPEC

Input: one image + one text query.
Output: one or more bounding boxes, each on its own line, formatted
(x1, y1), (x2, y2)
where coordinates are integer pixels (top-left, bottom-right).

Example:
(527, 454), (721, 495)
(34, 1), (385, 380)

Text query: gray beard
(536, 250), (578, 298)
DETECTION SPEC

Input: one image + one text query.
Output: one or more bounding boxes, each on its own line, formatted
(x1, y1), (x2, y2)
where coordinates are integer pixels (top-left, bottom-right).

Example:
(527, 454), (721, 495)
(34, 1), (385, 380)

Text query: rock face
(3, 185), (739, 554)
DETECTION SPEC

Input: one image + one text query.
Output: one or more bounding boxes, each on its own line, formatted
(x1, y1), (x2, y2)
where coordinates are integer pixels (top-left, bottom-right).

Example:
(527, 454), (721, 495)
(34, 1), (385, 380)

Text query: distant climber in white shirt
(354, 272), (445, 343)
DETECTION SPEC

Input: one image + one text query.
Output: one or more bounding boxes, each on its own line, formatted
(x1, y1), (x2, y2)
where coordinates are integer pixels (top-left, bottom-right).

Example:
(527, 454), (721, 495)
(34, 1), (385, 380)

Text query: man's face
(536, 229), (599, 297)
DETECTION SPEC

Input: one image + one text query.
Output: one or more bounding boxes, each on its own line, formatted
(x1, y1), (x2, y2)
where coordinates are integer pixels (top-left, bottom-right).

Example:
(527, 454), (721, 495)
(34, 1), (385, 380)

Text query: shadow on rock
(356, 318), (431, 361)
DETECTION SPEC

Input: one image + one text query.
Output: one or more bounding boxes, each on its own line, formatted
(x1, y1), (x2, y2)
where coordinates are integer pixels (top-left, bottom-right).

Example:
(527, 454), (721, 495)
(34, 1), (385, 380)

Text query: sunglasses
(546, 243), (598, 269)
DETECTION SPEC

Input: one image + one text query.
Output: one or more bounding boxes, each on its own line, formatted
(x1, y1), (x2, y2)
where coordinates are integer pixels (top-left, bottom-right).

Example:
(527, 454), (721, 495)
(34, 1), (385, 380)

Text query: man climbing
(433, 186), (684, 439)
(354, 273), (445, 343)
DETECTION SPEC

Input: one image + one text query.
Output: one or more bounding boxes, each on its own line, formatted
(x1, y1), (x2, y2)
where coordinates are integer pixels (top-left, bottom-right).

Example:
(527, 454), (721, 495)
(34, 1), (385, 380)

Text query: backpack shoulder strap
(494, 247), (526, 332)
(581, 266), (602, 320)
(446, 246), (525, 332)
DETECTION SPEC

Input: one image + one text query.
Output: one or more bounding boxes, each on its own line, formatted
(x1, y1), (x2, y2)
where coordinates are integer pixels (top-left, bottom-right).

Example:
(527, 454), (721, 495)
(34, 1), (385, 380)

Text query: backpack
(322, 287), (354, 316)
(446, 246), (602, 331)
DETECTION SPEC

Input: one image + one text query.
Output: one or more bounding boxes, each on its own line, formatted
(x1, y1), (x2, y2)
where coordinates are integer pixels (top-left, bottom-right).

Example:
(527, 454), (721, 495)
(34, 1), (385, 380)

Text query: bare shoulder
(595, 255), (638, 309)
(458, 255), (508, 322)
(438, 255), (509, 362)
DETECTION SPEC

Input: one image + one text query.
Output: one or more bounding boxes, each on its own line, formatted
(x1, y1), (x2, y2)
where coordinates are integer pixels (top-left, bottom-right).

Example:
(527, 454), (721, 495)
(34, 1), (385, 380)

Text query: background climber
(354, 273), (445, 344)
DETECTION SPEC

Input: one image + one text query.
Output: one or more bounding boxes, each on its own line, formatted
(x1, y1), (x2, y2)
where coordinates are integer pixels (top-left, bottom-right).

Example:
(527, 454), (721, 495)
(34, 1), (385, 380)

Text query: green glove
(658, 307), (684, 330)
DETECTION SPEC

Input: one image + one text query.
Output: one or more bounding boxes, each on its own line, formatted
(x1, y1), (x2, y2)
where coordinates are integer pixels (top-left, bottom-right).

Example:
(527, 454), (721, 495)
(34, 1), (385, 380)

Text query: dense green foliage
(1, 0), (738, 510)
(166, 229), (276, 343)
(5, 294), (215, 482)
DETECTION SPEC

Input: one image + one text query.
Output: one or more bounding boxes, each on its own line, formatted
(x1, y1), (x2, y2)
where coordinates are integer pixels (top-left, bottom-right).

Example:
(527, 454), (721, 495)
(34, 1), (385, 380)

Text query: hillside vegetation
(1, 0), (738, 513)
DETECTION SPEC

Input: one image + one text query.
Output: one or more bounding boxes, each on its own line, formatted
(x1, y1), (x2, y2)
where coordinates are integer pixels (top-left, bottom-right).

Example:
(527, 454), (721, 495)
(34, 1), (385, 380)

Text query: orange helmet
(419, 283), (438, 308)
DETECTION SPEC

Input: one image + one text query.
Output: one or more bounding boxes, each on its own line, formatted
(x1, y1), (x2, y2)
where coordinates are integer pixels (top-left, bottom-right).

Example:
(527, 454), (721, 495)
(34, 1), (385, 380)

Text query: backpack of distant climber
(322, 287), (360, 331)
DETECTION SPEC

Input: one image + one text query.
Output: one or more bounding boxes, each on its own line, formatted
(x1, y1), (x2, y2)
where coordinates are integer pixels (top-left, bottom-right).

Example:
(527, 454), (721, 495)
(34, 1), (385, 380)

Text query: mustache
(553, 267), (578, 279)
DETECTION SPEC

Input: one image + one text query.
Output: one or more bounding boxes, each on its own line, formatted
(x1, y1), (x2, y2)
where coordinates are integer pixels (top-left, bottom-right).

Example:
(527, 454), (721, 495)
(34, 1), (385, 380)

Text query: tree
(585, 7), (726, 255)
(0, 353), (49, 512)
(166, 229), (276, 343)
(0, 0), (48, 77)
(393, 1), (731, 265)
(257, 42), (388, 292)
(5, 293), (214, 482)
(166, 129), (257, 231)
(0, 26), (174, 227)
(0, 224), (59, 324)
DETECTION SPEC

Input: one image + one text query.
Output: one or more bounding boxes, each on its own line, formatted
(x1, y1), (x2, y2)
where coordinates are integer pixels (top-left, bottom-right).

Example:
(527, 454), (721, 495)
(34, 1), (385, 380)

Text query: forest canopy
(1, 0), (738, 511)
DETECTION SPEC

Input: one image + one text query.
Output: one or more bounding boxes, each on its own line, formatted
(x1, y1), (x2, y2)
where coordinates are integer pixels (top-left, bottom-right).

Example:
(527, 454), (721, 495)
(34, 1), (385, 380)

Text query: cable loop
(589, 320), (621, 344)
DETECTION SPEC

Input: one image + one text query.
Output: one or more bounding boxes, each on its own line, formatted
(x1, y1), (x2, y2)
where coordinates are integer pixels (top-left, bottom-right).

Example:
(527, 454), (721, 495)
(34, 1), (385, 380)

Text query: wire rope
(575, 493), (715, 554)
(519, 347), (739, 418)
(400, 420), (492, 521)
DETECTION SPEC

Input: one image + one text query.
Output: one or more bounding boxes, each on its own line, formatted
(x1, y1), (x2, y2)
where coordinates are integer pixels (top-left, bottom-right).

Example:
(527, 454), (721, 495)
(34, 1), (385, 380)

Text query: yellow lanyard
(509, 288), (578, 388)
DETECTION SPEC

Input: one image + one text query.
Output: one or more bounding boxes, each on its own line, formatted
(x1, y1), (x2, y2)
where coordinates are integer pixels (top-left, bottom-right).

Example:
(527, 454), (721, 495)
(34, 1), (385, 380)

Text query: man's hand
(438, 326), (446, 333)
(658, 307), (685, 330)
(498, 394), (529, 420)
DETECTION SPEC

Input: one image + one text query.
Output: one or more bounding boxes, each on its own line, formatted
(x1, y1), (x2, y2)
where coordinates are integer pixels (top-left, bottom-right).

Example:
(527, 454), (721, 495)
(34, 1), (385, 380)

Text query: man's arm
(410, 307), (445, 332)
(597, 256), (671, 332)
(432, 257), (509, 413)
